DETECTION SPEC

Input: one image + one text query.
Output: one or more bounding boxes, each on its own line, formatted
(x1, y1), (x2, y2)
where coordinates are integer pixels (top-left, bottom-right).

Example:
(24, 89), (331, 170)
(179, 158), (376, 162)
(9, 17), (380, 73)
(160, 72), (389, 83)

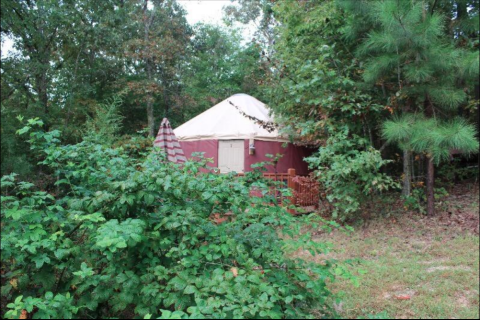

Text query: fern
(84, 93), (125, 144)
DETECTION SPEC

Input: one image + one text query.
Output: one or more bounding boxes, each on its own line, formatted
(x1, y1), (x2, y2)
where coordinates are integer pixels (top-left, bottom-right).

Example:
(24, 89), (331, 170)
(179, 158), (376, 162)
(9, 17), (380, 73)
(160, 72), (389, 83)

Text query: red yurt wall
(180, 140), (219, 167)
(243, 140), (314, 176)
(179, 139), (314, 175)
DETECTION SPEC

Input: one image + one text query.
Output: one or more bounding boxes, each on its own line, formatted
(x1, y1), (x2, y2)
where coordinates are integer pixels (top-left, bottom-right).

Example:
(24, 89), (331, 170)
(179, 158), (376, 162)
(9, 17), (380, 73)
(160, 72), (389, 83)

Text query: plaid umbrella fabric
(153, 118), (187, 163)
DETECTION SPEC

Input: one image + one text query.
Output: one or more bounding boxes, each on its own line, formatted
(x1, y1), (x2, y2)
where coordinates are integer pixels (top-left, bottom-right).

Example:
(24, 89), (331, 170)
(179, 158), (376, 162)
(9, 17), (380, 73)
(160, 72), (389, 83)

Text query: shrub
(1, 120), (349, 319)
(306, 131), (399, 221)
(403, 186), (449, 214)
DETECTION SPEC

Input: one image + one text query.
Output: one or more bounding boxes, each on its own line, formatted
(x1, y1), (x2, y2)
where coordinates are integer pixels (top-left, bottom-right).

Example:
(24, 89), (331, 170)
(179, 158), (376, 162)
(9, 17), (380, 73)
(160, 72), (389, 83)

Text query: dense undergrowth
(1, 119), (352, 319)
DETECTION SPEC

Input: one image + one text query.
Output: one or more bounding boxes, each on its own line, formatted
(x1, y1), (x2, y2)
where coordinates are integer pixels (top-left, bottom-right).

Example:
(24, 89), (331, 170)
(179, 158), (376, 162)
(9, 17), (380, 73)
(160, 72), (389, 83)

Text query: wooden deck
(238, 168), (321, 214)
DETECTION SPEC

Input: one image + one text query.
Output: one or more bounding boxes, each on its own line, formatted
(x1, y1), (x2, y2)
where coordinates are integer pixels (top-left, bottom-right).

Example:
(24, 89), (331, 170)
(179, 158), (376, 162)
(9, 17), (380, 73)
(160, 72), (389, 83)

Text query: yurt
(174, 94), (314, 175)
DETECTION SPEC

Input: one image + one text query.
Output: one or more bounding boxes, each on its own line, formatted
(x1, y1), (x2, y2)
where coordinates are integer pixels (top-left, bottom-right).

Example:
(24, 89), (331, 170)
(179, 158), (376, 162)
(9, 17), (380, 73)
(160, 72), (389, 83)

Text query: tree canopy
(0, 0), (479, 318)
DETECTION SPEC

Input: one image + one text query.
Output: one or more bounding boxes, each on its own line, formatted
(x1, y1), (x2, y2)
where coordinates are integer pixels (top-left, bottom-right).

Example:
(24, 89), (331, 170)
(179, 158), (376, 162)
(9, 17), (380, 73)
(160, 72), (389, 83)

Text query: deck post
(287, 168), (296, 214)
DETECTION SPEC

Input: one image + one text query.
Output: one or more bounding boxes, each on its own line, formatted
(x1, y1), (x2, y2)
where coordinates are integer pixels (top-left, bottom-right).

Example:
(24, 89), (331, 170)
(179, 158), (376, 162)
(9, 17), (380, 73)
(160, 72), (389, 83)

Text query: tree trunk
(35, 72), (49, 131)
(400, 95), (412, 197)
(145, 21), (155, 137)
(144, 0), (155, 137)
(147, 97), (155, 137)
(426, 155), (435, 216)
(402, 149), (412, 197)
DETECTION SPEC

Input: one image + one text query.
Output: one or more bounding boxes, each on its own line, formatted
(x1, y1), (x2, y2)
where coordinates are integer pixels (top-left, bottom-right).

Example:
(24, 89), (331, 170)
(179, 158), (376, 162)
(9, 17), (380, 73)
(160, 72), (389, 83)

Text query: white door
(218, 140), (244, 173)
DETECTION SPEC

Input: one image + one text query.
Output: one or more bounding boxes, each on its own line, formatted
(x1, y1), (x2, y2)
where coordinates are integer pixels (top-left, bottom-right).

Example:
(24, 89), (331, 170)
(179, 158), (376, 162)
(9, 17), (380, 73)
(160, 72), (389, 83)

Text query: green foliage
(0, 109), (35, 177)
(437, 158), (479, 184)
(410, 118), (479, 164)
(1, 121), (349, 319)
(223, 0), (276, 50)
(0, 0), (267, 176)
(346, 0), (478, 116)
(179, 24), (266, 124)
(341, 0), (479, 212)
(259, 0), (397, 221)
(84, 93), (125, 144)
(265, 0), (385, 143)
(306, 130), (399, 220)
(383, 115), (479, 164)
(403, 186), (449, 214)
(4, 293), (79, 319)
(381, 114), (417, 148)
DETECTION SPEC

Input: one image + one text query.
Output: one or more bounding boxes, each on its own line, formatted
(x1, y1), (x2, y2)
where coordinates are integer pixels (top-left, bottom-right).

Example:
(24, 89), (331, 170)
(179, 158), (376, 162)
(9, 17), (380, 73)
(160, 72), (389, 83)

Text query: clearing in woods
(297, 183), (479, 319)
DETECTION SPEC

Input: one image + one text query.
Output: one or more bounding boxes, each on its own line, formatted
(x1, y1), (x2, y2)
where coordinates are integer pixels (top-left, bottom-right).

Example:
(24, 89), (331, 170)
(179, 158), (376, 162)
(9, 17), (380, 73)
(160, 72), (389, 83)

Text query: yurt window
(218, 140), (244, 173)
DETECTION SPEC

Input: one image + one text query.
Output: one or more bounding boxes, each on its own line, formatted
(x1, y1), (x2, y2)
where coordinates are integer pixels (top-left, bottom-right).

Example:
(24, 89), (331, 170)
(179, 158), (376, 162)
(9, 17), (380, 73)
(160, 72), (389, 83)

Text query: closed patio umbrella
(153, 118), (186, 163)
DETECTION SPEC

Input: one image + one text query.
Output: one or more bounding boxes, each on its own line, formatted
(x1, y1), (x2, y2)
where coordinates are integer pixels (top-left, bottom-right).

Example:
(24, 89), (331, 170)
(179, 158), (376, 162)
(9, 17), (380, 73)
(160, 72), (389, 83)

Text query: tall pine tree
(341, 0), (479, 215)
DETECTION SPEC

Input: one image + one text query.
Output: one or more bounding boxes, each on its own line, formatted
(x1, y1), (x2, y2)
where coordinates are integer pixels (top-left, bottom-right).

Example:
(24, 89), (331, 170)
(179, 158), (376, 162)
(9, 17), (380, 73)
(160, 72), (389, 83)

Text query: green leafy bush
(83, 93), (125, 144)
(437, 158), (479, 186)
(306, 130), (399, 221)
(403, 186), (449, 214)
(1, 120), (348, 319)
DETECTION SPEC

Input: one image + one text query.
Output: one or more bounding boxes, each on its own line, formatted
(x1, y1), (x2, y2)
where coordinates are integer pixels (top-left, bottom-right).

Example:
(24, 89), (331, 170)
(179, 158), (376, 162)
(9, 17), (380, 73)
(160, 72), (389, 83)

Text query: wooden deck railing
(238, 168), (320, 214)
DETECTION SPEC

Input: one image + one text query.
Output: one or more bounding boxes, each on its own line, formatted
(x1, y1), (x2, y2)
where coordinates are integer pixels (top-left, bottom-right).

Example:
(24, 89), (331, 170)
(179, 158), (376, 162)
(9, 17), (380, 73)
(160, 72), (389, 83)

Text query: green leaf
(335, 267), (344, 276)
(202, 192), (213, 200)
(32, 255), (51, 269)
(145, 194), (155, 205)
(116, 241), (127, 248)
(247, 274), (261, 284)
(184, 285), (197, 294)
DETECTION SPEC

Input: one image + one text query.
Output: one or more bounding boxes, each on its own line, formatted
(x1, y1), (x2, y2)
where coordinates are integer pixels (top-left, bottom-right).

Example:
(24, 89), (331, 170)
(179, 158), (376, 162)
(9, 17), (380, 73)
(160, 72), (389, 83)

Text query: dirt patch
(437, 183), (479, 235)
(425, 266), (472, 273)
(456, 294), (470, 308)
(383, 288), (416, 300)
(455, 290), (477, 308)
(366, 182), (479, 236)
(438, 211), (479, 235)
(418, 258), (450, 265)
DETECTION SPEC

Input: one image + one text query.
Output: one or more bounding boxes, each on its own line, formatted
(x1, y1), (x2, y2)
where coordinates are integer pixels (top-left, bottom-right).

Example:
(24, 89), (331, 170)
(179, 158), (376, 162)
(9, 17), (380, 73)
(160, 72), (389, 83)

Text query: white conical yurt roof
(174, 94), (287, 142)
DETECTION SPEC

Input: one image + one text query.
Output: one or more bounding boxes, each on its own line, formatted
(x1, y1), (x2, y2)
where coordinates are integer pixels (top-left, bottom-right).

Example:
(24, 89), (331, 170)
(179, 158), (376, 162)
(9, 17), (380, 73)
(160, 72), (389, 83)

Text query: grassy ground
(299, 183), (479, 319)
